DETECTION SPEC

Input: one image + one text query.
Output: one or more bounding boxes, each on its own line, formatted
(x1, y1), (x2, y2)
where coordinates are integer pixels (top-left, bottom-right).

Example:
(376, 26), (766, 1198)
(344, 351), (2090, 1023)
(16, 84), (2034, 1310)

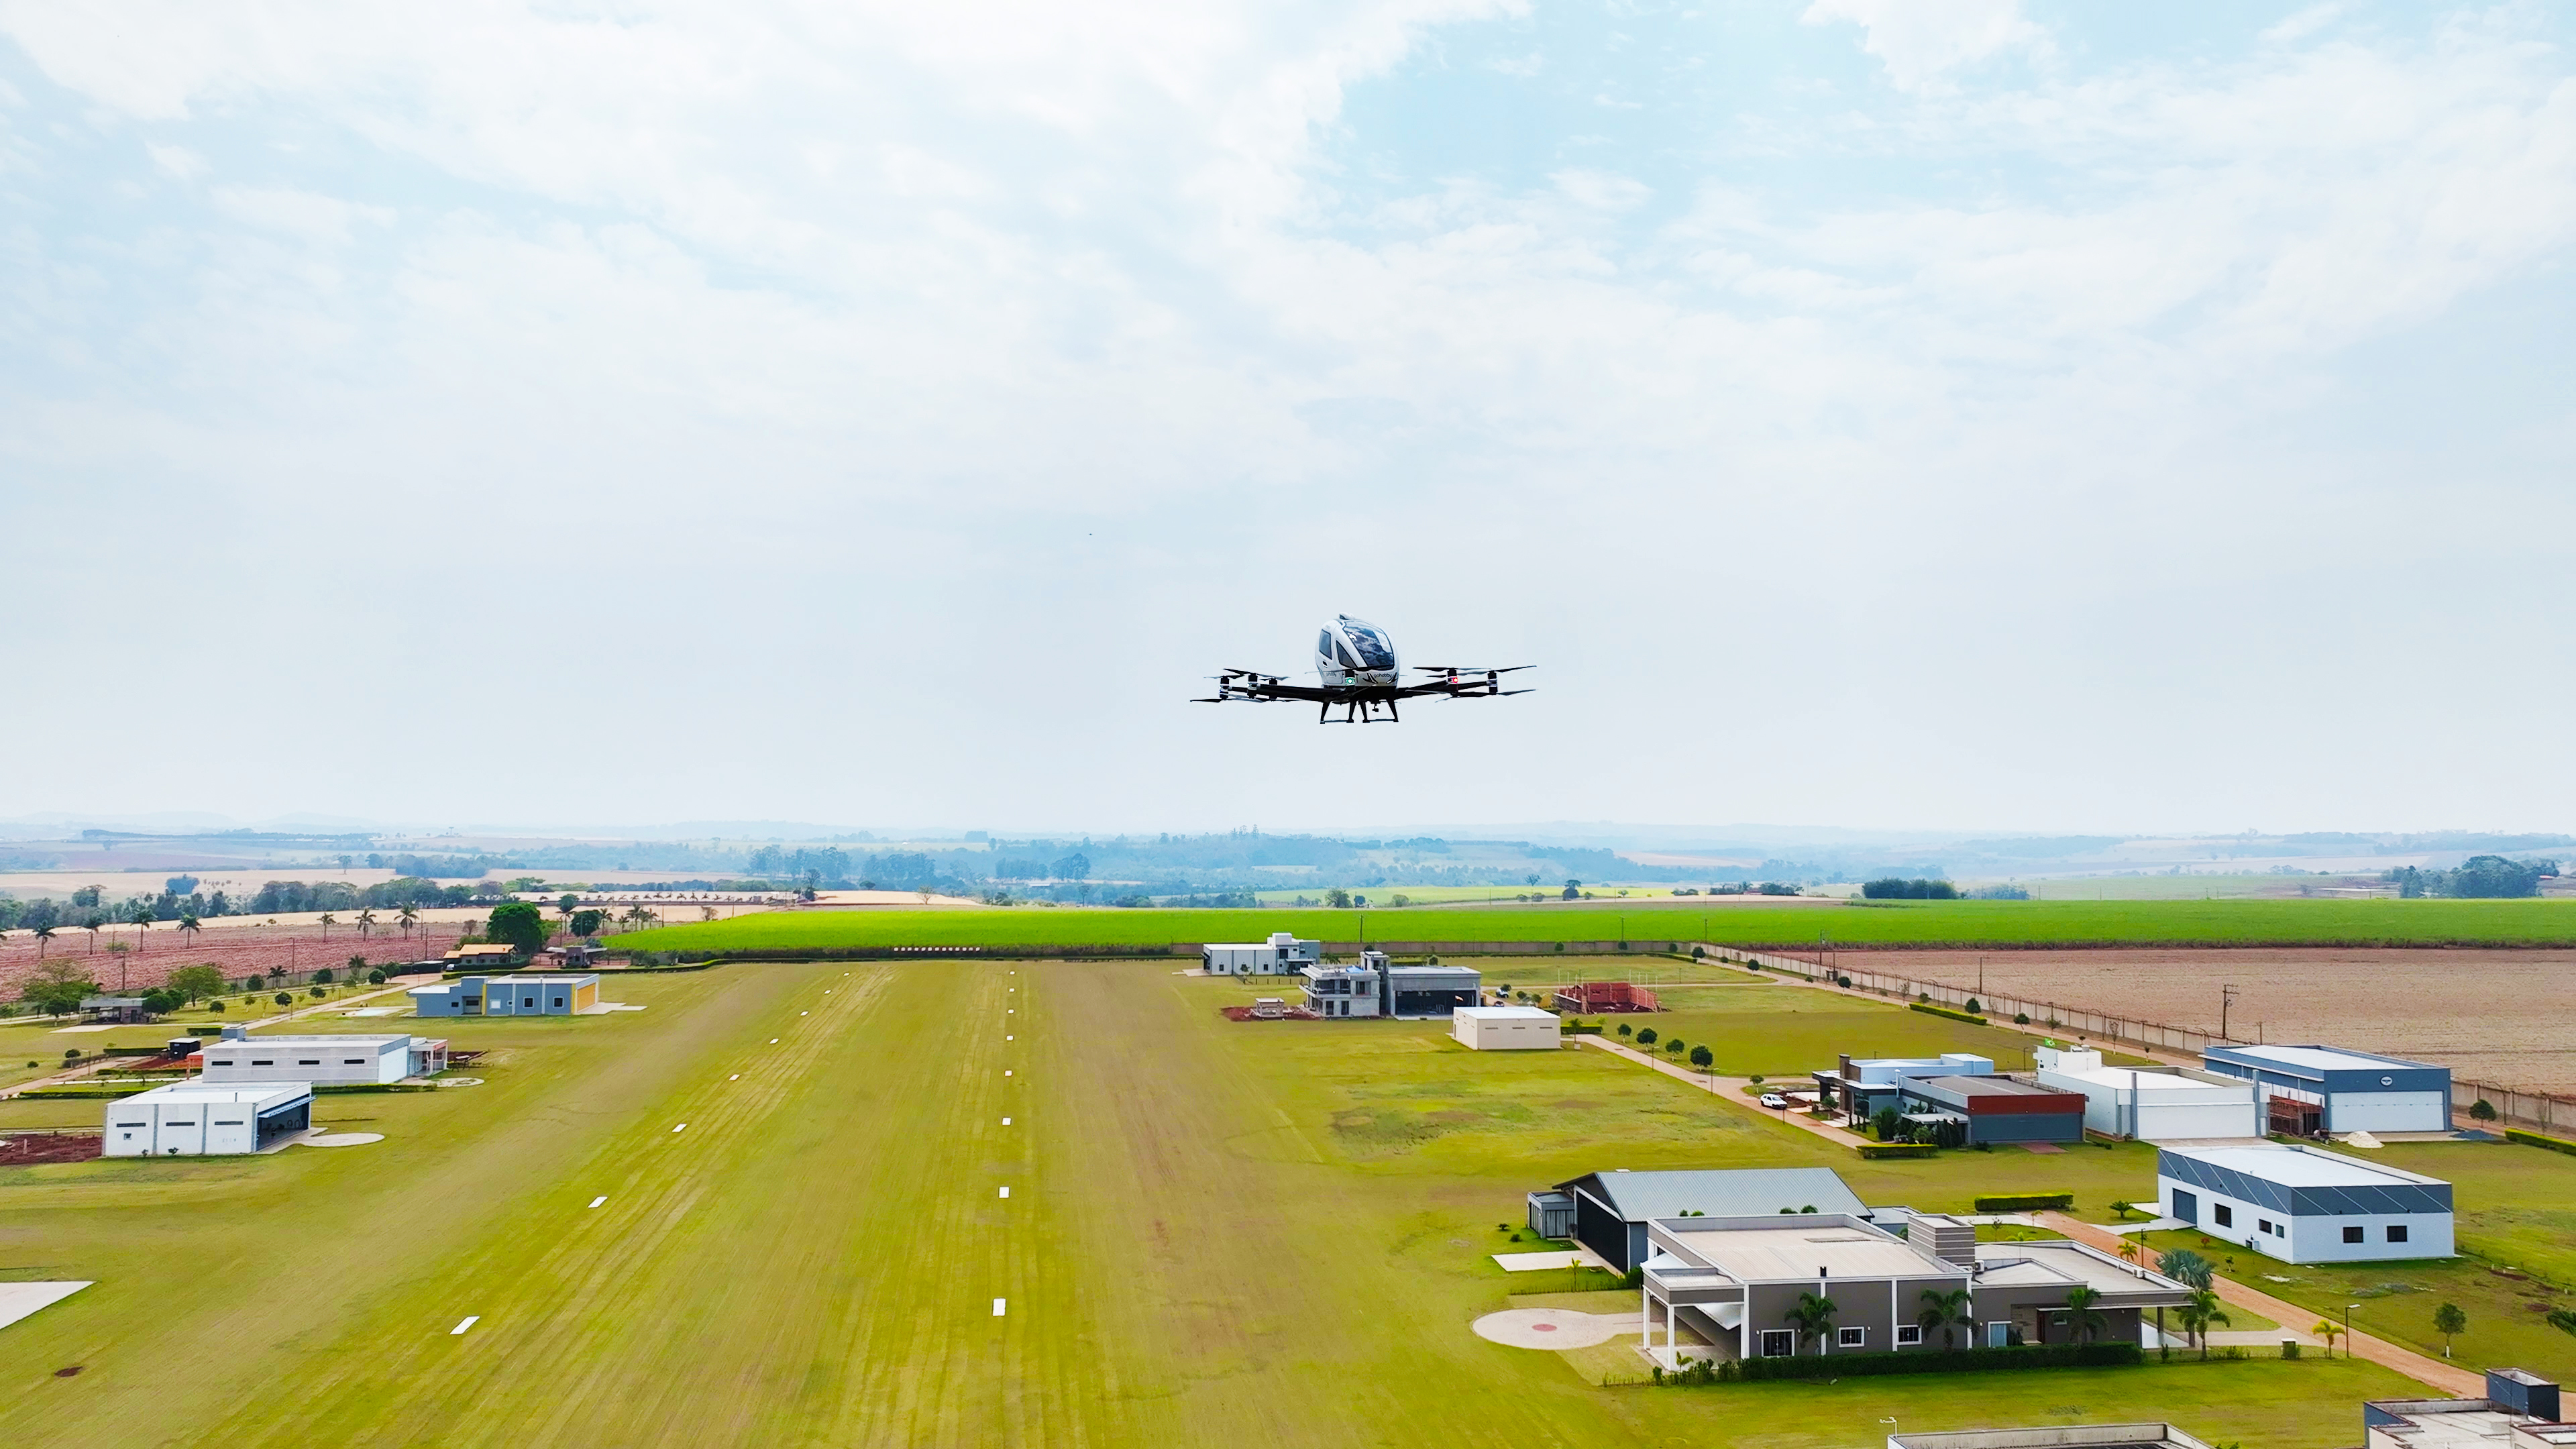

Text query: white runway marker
(451, 1316), (480, 1335)
(800, 1011), (808, 1016)
(999, 1186), (1010, 1198)
(729, 1074), (739, 1081)
(993, 1299), (1007, 1316)
(770, 1038), (779, 1043)
(589, 1196), (607, 1208)
(672, 1123), (688, 1133)
(1002, 1117), (1011, 1125)
(1004, 1071), (1012, 1077)
(1006, 1035), (1013, 1041)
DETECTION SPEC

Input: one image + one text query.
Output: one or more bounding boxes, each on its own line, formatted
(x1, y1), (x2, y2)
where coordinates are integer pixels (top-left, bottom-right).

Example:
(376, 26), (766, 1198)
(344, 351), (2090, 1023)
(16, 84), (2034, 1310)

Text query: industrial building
(1637, 1210), (2194, 1365)
(1540, 1167), (1870, 1273)
(2199, 1043), (2453, 1136)
(1452, 1006), (1560, 1051)
(1896, 1075), (2087, 1146)
(409, 973), (601, 1017)
(1201, 932), (1322, 976)
(2156, 1140), (2454, 1263)
(199, 1031), (447, 1085)
(1296, 951), (1480, 1020)
(2365, 1371), (2573, 1449)
(1553, 981), (1660, 1014)
(78, 995), (151, 1024)
(2035, 1046), (2259, 1141)
(105, 1081), (312, 1157)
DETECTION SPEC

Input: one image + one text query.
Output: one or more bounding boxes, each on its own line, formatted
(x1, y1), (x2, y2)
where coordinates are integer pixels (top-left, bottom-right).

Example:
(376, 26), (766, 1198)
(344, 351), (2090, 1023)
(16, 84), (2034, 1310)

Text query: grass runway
(0, 961), (2434, 1446)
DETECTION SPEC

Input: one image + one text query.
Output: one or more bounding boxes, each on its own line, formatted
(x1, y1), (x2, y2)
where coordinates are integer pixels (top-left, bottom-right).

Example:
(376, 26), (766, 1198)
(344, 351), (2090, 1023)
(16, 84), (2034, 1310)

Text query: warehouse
(1453, 1006), (1560, 1051)
(105, 1081), (312, 1157)
(1896, 1075), (2088, 1146)
(1201, 932), (1321, 976)
(200, 1032), (446, 1085)
(2036, 1046), (2258, 1141)
(1547, 1167), (1868, 1273)
(2157, 1141), (2454, 1263)
(2199, 1043), (2452, 1136)
(1811, 1053), (1995, 1120)
(409, 973), (600, 1017)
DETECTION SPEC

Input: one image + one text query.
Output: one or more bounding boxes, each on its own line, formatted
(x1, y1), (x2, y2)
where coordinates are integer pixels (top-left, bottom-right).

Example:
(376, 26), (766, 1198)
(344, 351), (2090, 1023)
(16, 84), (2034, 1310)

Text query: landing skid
(1320, 698), (1399, 724)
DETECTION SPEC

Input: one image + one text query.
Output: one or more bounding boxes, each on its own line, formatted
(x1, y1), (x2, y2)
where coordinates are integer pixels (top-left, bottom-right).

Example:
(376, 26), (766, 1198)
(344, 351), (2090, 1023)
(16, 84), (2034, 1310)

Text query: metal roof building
(2157, 1140), (2453, 1263)
(1550, 1167), (1868, 1273)
(2200, 1043), (2452, 1135)
(105, 1081), (312, 1157)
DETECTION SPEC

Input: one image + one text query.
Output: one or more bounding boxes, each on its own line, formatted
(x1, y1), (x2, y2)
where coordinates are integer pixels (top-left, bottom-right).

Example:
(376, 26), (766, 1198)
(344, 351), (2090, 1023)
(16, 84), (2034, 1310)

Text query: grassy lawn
(608, 898), (2576, 953)
(2138, 1138), (2576, 1382)
(0, 960), (2434, 1446)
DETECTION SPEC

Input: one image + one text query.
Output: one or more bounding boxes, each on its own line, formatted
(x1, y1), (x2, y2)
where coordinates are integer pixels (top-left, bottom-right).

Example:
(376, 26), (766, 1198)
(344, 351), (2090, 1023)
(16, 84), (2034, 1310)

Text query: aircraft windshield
(1343, 624), (1394, 669)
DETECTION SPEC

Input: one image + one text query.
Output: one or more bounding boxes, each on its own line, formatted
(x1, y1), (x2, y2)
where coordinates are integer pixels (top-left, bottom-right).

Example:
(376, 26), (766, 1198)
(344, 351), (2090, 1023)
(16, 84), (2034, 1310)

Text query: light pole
(2345, 1303), (2357, 1361)
(2221, 983), (2240, 1042)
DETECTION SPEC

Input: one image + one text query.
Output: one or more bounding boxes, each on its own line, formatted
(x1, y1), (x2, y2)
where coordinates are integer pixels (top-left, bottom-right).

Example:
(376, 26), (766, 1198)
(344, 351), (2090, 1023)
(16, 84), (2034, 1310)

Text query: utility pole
(2220, 983), (2240, 1042)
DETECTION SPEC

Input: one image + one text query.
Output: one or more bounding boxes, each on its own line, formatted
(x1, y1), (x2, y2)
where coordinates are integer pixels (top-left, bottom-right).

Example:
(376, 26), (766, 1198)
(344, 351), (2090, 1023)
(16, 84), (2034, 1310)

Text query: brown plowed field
(1855, 948), (2576, 1092)
(0, 922), (477, 998)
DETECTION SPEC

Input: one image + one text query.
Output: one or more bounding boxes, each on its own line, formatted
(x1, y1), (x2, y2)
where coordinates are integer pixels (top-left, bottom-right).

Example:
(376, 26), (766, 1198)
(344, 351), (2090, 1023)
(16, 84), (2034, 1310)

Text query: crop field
(0, 920), (471, 1000)
(1869, 949), (2576, 1092)
(606, 898), (2576, 955)
(0, 957), (2426, 1447)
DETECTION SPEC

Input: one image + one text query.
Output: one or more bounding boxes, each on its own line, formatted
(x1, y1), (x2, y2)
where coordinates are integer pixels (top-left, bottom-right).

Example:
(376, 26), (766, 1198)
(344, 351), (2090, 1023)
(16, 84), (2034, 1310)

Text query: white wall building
(199, 1034), (445, 1086)
(1202, 933), (1322, 976)
(2157, 1141), (2453, 1263)
(1453, 1006), (1561, 1051)
(2035, 1046), (2258, 1141)
(105, 1081), (312, 1157)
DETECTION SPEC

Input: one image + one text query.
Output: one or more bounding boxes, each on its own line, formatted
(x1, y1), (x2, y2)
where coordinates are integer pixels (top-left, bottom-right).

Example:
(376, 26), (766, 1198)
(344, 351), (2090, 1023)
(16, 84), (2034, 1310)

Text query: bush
(1858, 1142), (1941, 1159)
(2507, 1128), (2576, 1157)
(2015, 1012), (2031, 1024)
(309, 985), (327, 998)
(313, 967), (334, 985)
(1636, 1028), (1658, 1046)
(209, 999), (225, 1012)
(1964, 998), (1982, 1014)
(273, 992), (292, 1006)
(2471, 1099), (2498, 1122)
(1689, 1044), (1714, 1069)
(1974, 1193), (2074, 1212)
(1617, 1024), (1632, 1038)
(1911, 1002), (1988, 1025)
(1719, 1342), (2140, 1381)
(368, 970), (387, 985)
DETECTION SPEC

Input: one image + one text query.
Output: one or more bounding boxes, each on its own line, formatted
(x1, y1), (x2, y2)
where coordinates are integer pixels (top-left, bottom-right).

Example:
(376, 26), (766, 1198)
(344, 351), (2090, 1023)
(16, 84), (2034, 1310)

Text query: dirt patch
(1854, 948), (2576, 1091)
(0, 1134), (100, 1165)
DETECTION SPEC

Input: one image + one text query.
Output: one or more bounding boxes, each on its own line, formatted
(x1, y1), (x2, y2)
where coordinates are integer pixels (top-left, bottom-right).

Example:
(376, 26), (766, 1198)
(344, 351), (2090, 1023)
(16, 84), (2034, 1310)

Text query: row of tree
(2383, 855), (2557, 898)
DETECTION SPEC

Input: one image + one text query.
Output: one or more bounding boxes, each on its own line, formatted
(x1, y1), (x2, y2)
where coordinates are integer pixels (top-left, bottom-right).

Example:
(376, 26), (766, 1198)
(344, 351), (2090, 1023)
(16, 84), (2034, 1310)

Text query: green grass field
(607, 898), (2576, 954)
(0, 961), (2432, 1446)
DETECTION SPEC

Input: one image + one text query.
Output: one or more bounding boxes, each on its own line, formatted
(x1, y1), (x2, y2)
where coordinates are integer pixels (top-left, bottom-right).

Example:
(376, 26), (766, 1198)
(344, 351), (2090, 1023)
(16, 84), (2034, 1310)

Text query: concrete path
(1577, 1036), (1876, 1148)
(2031, 1211), (2479, 1395)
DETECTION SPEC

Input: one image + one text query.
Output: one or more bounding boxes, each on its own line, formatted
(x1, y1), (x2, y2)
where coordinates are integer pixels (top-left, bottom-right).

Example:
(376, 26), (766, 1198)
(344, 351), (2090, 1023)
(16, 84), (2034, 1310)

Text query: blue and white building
(2200, 1044), (2453, 1135)
(2157, 1141), (2453, 1263)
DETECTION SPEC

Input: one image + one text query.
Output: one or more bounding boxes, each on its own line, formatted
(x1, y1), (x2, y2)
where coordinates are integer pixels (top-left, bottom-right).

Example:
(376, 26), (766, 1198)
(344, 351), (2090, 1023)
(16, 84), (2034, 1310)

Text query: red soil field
(0, 922), (476, 1000)
(1851, 948), (2576, 1093)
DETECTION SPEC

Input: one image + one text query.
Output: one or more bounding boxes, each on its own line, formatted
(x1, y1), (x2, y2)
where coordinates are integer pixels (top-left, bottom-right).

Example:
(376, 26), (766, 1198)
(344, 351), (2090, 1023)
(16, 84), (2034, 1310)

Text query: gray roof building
(1552, 1167), (1867, 1273)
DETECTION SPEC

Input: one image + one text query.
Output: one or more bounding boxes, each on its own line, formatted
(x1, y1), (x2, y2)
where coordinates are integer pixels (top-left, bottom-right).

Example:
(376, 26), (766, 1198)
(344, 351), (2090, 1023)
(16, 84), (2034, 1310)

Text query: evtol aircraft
(1194, 614), (1532, 723)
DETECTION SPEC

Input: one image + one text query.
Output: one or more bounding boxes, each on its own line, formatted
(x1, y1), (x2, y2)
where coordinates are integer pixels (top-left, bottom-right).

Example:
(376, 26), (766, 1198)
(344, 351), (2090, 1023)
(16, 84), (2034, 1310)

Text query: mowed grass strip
(610, 898), (2576, 954)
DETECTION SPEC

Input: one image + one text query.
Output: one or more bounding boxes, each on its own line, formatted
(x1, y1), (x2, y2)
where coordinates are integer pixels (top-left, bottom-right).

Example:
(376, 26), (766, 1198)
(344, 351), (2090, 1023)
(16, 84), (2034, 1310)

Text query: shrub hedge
(2506, 1128), (2576, 1157)
(1857, 1142), (1942, 1159)
(1909, 1002), (1988, 1025)
(1715, 1342), (2141, 1381)
(1974, 1193), (2074, 1212)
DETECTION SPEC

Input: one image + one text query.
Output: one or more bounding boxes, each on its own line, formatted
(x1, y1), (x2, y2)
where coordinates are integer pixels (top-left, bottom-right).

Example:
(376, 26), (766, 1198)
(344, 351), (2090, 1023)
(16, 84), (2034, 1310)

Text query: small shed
(1454, 1006), (1562, 1051)
(1527, 1189), (1576, 1240)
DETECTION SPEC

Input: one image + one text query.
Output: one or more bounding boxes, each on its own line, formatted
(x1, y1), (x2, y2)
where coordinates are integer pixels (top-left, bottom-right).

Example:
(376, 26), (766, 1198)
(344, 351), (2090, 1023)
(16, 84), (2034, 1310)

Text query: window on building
(345, 1059), (366, 1065)
(2257, 1220), (2271, 1234)
(2387, 1225), (2409, 1242)
(553, 998), (565, 1008)
(1759, 1330), (1795, 1357)
(2345, 1226), (2365, 1243)
(1896, 1325), (1923, 1345)
(1838, 1327), (1866, 1348)
(2214, 1204), (2233, 1227)
(252, 1060), (274, 1067)
(298, 1060), (321, 1066)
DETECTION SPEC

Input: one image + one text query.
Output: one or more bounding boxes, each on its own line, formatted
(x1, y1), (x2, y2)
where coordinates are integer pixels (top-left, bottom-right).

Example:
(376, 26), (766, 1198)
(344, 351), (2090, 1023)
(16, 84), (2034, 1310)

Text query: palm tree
(83, 915), (103, 953)
(2061, 1285), (2107, 1345)
(178, 914), (201, 947)
(2176, 1287), (2231, 1359)
(355, 908), (378, 939)
(32, 925), (54, 958)
(1788, 1289), (1839, 1355)
(318, 912), (337, 942)
(2312, 1318), (2343, 1358)
(2116, 1236), (2144, 1269)
(1919, 1287), (1974, 1350)
(130, 903), (154, 950)
(397, 904), (419, 945)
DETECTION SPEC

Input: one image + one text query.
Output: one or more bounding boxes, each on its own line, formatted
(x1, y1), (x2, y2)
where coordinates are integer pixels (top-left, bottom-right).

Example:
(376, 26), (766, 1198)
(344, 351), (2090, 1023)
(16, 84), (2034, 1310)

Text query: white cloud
(1801, 0), (2050, 93)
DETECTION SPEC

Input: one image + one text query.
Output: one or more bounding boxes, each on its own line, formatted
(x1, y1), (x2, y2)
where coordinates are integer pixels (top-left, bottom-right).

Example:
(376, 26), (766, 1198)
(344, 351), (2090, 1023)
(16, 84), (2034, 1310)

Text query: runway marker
(770, 1038), (779, 1043)
(730, 1074), (739, 1081)
(801, 1011), (808, 1016)
(451, 1316), (480, 1335)
(1004, 1071), (1012, 1077)
(993, 1299), (1007, 1316)
(1006, 1035), (1013, 1041)
(589, 1196), (607, 1208)
(1002, 1117), (1011, 1125)
(672, 1123), (688, 1133)
(1000, 1186), (1010, 1198)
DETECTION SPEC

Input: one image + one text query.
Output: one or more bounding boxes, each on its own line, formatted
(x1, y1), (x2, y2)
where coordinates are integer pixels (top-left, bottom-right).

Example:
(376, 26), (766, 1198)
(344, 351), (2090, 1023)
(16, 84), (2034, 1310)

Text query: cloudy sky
(4, 1), (2572, 837)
